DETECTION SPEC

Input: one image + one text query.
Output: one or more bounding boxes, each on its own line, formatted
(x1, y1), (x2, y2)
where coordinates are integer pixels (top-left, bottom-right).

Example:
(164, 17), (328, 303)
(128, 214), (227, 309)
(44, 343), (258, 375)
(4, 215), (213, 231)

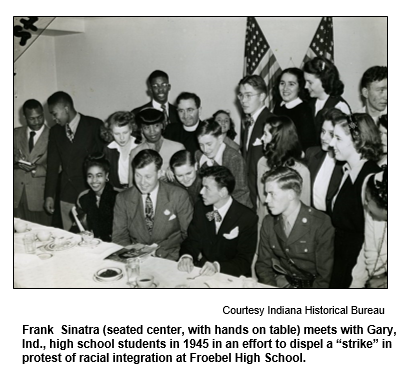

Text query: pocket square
(169, 214), (177, 221)
(223, 226), (239, 240)
(252, 138), (262, 146)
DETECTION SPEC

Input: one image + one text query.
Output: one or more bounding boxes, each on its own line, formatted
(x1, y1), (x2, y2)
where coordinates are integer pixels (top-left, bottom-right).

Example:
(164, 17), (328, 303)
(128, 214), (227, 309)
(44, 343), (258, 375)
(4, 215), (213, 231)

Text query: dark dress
(329, 160), (381, 288)
(273, 101), (317, 150)
(77, 183), (118, 242)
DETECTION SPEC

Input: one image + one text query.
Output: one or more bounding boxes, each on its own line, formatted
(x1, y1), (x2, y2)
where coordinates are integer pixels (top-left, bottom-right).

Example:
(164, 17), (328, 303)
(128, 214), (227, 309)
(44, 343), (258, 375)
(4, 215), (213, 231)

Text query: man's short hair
(47, 91), (74, 108)
(170, 150), (196, 171)
(135, 108), (165, 127)
(148, 70), (169, 85)
(360, 66), (388, 89)
(132, 149), (163, 171)
(200, 166), (235, 195)
(176, 92), (201, 108)
(262, 166), (303, 196)
(22, 99), (43, 114)
(238, 75), (267, 95)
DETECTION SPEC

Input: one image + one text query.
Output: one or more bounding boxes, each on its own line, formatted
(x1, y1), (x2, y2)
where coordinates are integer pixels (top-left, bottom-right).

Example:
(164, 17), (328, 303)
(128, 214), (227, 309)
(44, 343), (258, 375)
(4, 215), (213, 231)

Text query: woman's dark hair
(264, 115), (303, 170)
(378, 114), (388, 131)
(101, 111), (141, 144)
(170, 150), (196, 171)
(84, 153), (110, 175)
(366, 167), (388, 210)
(272, 68), (310, 104)
(303, 57), (345, 96)
(196, 119), (223, 139)
(212, 110), (237, 140)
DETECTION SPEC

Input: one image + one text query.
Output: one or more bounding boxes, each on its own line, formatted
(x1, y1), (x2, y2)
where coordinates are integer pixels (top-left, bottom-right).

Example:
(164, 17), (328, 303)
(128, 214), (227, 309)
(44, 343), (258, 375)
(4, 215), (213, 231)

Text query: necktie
(28, 131), (36, 152)
(206, 210), (222, 222)
(161, 104), (169, 126)
(243, 115), (254, 151)
(66, 124), (74, 142)
(145, 193), (154, 235)
(283, 218), (292, 238)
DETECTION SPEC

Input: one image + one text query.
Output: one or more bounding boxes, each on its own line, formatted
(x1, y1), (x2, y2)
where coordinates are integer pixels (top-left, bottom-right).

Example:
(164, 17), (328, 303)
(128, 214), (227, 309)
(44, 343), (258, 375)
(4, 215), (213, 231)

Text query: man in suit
(163, 92), (204, 156)
(256, 167), (334, 288)
(238, 75), (273, 210)
(112, 149), (193, 261)
(14, 99), (52, 225)
(44, 91), (104, 230)
(131, 70), (180, 129)
(178, 166), (258, 277)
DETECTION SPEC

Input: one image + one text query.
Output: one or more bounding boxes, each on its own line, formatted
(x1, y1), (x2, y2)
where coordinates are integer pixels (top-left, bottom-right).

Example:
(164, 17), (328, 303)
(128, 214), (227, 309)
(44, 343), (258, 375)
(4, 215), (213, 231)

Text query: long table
(14, 218), (272, 288)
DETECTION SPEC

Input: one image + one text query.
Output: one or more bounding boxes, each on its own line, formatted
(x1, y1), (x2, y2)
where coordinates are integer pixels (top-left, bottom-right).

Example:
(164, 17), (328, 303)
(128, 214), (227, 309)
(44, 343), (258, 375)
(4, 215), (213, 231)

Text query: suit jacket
(13, 125), (50, 211)
(241, 107), (273, 210)
(180, 199), (258, 277)
(305, 146), (343, 214)
(132, 101), (180, 127)
(112, 180), (193, 261)
(256, 203), (335, 288)
(44, 114), (104, 204)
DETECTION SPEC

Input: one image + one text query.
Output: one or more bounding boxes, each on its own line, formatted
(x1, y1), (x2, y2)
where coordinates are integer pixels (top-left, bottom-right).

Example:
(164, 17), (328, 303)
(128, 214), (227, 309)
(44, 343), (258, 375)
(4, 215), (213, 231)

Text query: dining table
(13, 218), (273, 289)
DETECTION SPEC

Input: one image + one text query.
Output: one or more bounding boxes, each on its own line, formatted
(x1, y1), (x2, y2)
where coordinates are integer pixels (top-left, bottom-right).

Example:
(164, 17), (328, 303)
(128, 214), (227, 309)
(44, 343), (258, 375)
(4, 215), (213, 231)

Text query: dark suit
(164, 120), (203, 156)
(132, 102), (180, 130)
(241, 107), (273, 210)
(180, 199), (258, 277)
(44, 114), (104, 204)
(305, 146), (343, 215)
(112, 181), (193, 261)
(256, 203), (335, 288)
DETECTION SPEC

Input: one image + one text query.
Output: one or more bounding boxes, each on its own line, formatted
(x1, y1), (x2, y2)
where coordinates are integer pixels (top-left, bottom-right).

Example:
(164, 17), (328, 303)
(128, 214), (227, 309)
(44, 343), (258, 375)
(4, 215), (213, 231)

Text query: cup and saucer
(78, 231), (101, 248)
(130, 274), (159, 288)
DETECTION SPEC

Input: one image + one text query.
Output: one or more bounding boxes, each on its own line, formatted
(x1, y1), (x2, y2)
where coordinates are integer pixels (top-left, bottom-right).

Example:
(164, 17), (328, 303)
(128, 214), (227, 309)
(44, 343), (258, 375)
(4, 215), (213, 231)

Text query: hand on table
(199, 261), (217, 276)
(177, 256), (194, 273)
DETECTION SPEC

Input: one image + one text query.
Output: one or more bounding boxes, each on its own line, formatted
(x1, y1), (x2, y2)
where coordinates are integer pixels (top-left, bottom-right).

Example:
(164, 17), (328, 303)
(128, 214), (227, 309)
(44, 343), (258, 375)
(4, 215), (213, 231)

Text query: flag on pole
(243, 17), (282, 110)
(302, 17), (334, 66)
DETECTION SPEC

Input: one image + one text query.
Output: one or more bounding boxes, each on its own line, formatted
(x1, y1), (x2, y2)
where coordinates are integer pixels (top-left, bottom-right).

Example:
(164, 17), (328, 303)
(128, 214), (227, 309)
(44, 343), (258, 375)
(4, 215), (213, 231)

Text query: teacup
(136, 274), (154, 288)
(15, 221), (28, 233)
(37, 230), (52, 242)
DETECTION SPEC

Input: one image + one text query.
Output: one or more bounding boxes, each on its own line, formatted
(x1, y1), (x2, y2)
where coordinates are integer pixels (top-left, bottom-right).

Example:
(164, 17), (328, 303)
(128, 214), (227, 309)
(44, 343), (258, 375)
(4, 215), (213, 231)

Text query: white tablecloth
(14, 219), (272, 288)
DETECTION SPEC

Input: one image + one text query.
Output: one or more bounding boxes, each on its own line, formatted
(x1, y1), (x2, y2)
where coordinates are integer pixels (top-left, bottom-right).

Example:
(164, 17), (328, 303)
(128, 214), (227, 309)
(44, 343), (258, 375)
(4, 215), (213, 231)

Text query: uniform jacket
(256, 202), (335, 288)
(180, 199), (258, 277)
(14, 125), (50, 211)
(44, 114), (104, 204)
(112, 180), (193, 261)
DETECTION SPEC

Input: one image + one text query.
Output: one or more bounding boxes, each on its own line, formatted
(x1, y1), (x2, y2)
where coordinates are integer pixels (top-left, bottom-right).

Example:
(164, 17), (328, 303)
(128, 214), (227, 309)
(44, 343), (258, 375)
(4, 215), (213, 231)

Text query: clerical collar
(183, 121), (200, 132)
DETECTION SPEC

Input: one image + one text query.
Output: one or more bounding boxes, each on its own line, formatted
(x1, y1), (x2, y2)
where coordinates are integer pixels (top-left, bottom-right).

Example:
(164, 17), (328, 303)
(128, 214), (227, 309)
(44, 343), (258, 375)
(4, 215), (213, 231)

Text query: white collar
(251, 105), (266, 122)
(280, 97), (303, 109)
(199, 142), (226, 167)
(27, 124), (45, 138)
(152, 99), (169, 111)
(107, 136), (138, 151)
(68, 112), (81, 132)
(183, 120), (200, 132)
(214, 196), (233, 219)
(342, 159), (367, 182)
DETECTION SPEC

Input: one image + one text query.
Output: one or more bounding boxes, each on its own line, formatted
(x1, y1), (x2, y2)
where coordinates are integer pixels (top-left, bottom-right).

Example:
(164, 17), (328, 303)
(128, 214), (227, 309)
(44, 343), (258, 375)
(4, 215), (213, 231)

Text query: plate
(37, 252), (53, 260)
(78, 239), (101, 248)
(94, 267), (123, 282)
(43, 240), (77, 252)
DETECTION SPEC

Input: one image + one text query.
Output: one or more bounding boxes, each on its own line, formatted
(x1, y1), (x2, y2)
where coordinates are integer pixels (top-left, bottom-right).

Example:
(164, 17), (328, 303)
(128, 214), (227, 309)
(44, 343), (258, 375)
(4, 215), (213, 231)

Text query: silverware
(187, 274), (202, 280)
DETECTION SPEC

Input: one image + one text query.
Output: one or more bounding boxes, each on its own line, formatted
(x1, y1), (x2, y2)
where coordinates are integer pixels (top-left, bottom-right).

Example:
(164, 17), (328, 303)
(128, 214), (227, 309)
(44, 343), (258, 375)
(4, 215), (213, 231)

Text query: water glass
(125, 258), (141, 286)
(23, 233), (36, 254)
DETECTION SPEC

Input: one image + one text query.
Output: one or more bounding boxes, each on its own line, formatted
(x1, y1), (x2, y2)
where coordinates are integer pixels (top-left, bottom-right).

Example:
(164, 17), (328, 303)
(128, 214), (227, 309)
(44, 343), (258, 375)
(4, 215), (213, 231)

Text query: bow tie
(206, 210), (222, 222)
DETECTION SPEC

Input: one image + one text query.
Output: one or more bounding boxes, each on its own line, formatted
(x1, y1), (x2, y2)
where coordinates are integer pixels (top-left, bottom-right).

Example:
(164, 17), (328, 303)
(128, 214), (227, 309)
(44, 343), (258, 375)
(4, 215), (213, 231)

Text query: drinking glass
(23, 233), (36, 254)
(126, 258), (141, 286)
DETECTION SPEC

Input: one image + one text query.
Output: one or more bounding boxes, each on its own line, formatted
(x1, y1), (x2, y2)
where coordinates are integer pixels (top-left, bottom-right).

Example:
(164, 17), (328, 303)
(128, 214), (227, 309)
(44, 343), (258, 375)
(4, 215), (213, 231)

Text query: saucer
(78, 239), (101, 248)
(131, 280), (159, 288)
(43, 240), (77, 252)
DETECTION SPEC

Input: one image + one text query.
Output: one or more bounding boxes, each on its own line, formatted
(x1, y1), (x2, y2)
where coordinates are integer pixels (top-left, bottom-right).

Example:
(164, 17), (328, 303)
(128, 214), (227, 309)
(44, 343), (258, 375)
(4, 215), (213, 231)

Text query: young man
(256, 166), (334, 288)
(178, 166), (258, 277)
(44, 91), (104, 230)
(238, 75), (273, 210)
(112, 149), (193, 261)
(131, 70), (180, 127)
(358, 66), (387, 123)
(14, 99), (52, 225)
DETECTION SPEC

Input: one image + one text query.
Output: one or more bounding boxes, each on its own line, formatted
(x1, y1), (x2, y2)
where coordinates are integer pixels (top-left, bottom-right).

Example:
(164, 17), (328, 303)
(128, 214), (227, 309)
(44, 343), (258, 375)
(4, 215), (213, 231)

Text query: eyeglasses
(237, 92), (261, 101)
(151, 83), (169, 90)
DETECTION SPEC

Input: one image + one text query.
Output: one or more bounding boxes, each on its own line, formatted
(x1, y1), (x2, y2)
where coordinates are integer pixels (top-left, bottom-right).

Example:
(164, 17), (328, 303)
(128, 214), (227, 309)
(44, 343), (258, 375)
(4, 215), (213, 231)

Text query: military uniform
(256, 202), (334, 288)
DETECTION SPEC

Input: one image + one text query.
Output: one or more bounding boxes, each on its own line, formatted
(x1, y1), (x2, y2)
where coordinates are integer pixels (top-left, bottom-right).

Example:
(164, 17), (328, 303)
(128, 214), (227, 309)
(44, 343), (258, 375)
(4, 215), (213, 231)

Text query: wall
(14, 17), (387, 140)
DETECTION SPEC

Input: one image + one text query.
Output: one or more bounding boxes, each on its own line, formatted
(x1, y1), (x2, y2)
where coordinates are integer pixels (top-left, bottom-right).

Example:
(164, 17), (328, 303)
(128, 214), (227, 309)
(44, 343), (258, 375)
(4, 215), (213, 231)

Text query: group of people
(14, 58), (388, 288)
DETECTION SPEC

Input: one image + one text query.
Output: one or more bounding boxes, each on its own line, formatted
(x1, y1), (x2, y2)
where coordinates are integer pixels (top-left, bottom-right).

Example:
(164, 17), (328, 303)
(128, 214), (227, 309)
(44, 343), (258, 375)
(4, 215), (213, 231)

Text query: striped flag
(243, 17), (282, 110)
(302, 17), (334, 66)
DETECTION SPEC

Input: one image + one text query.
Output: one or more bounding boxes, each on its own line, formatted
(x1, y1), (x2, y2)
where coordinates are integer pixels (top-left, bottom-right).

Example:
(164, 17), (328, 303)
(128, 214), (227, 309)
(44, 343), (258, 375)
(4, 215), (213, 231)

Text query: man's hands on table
(177, 257), (218, 276)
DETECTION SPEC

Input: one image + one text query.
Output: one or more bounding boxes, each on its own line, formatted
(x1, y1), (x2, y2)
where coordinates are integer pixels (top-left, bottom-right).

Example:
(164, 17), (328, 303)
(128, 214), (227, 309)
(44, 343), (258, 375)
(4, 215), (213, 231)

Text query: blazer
(44, 114), (104, 204)
(195, 145), (252, 208)
(256, 202), (335, 288)
(180, 199), (258, 277)
(241, 107), (273, 210)
(305, 146), (344, 214)
(112, 180), (193, 261)
(13, 125), (50, 211)
(132, 102), (180, 127)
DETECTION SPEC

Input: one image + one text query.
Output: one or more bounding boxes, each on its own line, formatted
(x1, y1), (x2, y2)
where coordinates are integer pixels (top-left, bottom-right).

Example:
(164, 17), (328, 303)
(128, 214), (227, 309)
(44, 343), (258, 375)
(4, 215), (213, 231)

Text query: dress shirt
(140, 183), (159, 214)
(246, 105), (266, 149)
(198, 143), (226, 167)
(26, 124), (45, 146)
(315, 96), (350, 116)
(282, 202), (301, 236)
(213, 197), (233, 234)
(108, 137), (138, 185)
(356, 105), (387, 125)
(67, 112), (81, 135)
(152, 99), (170, 118)
(280, 97), (303, 109)
(313, 153), (336, 211)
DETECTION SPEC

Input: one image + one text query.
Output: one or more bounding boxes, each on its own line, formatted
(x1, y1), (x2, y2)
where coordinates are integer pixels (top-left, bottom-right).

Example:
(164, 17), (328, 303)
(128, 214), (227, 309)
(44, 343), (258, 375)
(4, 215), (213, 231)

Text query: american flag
(302, 17), (334, 65)
(243, 17), (282, 110)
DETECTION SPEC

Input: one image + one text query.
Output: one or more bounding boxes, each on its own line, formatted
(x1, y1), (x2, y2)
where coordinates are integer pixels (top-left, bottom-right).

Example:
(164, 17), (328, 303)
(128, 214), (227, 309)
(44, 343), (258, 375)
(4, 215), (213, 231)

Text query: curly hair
(366, 167), (388, 210)
(212, 110), (237, 140)
(83, 152), (110, 175)
(263, 115), (303, 170)
(101, 111), (141, 144)
(303, 57), (344, 97)
(272, 68), (310, 104)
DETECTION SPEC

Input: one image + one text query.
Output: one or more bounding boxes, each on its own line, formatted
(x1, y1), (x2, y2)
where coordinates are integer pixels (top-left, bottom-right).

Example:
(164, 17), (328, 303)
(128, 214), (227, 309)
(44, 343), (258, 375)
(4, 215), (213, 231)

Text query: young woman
(377, 114), (387, 167)
(212, 110), (240, 151)
(101, 111), (141, 190)
(329, 113), (382, 288)
(77, 154), (118, 242)
(303, 57), (351, 138)
(351, 168), (387, 288)
(195, 120), (252, 208)
(257, 115), (311, 225)
(272, 68), (317, 150)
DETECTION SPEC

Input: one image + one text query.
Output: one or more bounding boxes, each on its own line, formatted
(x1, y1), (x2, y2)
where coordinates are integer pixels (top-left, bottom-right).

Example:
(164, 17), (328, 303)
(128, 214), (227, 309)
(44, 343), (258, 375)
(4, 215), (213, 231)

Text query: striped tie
(145, 193), (154, 235)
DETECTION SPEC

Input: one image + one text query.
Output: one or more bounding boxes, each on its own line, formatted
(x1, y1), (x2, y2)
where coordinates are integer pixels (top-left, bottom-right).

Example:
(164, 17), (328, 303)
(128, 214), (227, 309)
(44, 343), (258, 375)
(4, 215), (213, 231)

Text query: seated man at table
(255, 166), (334, 288)
(178, 166), (258, 277)
(112, 149), (193, 261)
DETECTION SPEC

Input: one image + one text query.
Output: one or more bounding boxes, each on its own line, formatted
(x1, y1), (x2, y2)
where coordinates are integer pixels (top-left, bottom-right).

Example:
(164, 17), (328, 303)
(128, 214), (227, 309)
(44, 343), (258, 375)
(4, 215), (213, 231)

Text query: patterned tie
(66, 123), (74, 142)
(161, 104), (169, 126)
(145, 193), (154, 235)
(243, 115), (254, 151)
(28, 131), (36, 152)
(206, 210), (222, 222)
